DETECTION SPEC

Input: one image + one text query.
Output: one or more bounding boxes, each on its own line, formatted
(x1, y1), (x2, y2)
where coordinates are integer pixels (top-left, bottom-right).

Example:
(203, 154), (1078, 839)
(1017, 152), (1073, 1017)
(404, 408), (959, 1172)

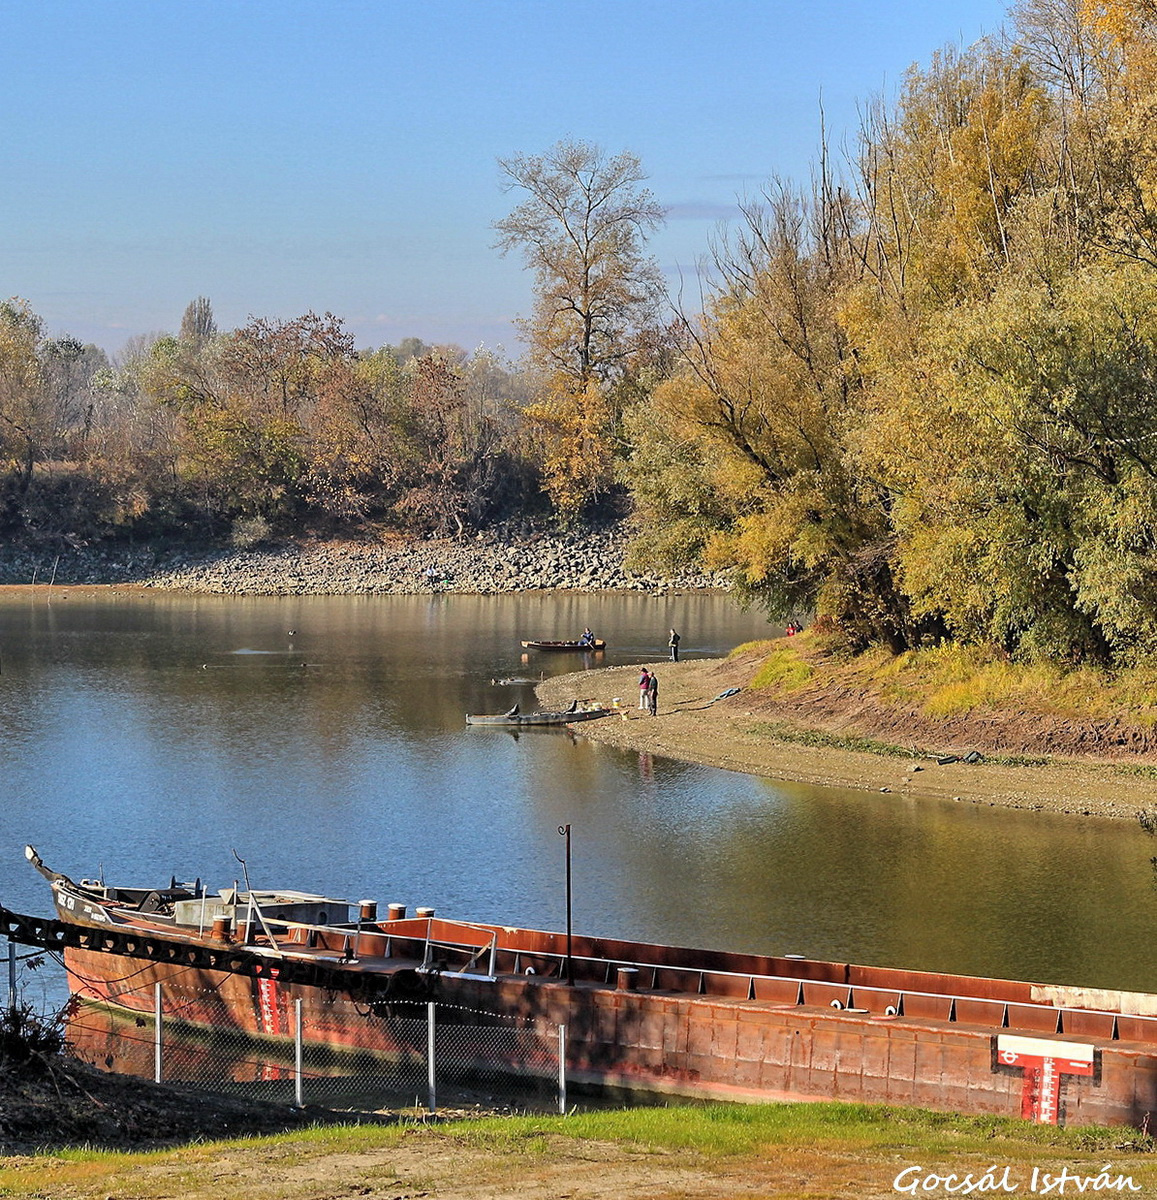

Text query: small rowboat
(466, 701), (610, 727)
(520, 638), (607, 651)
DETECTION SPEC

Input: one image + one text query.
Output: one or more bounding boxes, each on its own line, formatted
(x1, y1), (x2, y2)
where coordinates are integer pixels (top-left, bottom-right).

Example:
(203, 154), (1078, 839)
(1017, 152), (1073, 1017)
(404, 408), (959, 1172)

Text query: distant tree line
(0, 297), (553, 548)
(7, 0), (1157, 667)
(0, 139), (670, 552)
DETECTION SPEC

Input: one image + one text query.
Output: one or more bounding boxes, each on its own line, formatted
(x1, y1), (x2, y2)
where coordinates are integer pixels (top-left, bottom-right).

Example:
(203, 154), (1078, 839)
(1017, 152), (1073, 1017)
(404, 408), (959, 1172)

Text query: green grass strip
(748, 721), (924, 759)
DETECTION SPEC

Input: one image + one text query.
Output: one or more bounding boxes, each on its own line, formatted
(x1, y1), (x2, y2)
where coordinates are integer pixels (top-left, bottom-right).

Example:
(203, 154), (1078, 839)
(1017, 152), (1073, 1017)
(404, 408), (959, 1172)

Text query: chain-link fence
(8, 941), (567, 1114)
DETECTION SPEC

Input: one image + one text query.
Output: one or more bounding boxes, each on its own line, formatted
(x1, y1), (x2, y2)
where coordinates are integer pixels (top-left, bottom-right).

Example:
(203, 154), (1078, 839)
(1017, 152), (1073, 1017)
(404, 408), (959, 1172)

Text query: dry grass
(746, 635), (1157, 724)
(747, 643), (814, 690)
(2, 1104), (1154, 1200)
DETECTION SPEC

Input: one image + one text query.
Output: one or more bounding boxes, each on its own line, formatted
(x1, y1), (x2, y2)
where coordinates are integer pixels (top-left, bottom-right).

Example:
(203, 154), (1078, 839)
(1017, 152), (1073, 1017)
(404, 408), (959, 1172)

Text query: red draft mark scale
(995, 1033), (1096, 1125)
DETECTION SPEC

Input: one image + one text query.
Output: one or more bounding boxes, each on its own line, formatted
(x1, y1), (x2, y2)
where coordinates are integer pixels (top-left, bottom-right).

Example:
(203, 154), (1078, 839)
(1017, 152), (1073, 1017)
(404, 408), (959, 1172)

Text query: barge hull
(18, 847), (1157, 1129)
(57, 942), (1157, 1128)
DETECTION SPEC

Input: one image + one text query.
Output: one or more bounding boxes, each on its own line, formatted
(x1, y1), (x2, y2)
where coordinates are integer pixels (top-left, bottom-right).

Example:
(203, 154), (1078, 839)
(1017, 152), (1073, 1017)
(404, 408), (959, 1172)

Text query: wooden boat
(520, 638), (606, 651)
(16, 845), (1157, 1128)
(466, 701), (610, 726)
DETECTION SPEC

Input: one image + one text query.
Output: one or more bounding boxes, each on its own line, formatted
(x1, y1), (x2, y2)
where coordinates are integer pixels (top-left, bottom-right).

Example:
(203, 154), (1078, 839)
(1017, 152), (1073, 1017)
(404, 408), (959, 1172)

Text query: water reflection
(2, 591), (1156, 1002)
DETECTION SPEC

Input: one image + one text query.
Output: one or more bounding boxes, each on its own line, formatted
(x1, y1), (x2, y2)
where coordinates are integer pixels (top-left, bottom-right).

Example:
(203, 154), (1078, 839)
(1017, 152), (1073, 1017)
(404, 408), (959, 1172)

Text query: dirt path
(6, 1062), (1130, 1200)
(16, 1132), (804, 1200)
(5, 1126), (1144, 1200)
(537, 658), (1156, 821)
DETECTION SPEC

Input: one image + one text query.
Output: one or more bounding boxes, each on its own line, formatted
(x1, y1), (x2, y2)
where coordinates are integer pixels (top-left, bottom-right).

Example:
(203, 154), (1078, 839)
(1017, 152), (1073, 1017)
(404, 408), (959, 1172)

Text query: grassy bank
(718, 632), (1157, 771)
(741, 634), (1157, 727)
(3, 1103), (1153, 1200)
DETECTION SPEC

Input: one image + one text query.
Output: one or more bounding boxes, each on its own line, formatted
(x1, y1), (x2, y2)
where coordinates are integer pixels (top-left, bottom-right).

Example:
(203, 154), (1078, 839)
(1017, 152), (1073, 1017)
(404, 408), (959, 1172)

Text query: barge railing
(4, 903), (1153, 1045)
(237, 915), (503, 981)
(0, 906), (428, 1000)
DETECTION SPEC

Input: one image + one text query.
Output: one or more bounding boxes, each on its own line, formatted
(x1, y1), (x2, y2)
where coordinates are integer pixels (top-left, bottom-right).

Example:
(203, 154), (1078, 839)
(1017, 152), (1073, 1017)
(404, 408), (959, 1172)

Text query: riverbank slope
(536, 645), (1157, 821)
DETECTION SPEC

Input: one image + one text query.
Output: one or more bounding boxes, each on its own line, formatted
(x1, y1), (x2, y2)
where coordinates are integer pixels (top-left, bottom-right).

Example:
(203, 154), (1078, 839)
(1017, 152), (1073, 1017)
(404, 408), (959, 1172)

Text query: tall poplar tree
(495, 140), (665, 518)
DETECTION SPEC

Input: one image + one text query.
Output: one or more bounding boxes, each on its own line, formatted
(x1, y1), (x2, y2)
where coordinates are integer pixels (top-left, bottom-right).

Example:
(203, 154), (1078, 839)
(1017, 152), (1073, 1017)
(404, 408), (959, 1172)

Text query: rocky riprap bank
(0, 531), (725, 595)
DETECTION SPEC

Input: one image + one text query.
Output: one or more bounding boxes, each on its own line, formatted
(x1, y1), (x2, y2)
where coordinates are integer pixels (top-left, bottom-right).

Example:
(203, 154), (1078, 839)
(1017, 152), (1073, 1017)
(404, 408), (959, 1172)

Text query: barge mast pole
(559, 824), (574, 987)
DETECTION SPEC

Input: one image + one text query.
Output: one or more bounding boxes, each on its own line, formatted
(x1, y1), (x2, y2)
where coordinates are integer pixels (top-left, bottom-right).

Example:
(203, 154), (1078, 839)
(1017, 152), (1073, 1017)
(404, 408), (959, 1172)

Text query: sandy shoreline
(536, 659), (1154, 822)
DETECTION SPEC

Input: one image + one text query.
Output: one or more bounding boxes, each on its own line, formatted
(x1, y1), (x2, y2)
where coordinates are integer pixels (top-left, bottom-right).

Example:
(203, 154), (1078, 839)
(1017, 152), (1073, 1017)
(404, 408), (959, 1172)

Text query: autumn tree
(83, 336), (185, 533)
(179, 296), (217, 347)
(183, 312), (356, 526)
(115, 302), (540, 540)
(860, 261), (1157, 664)
(0, 299), (134, 540)
(621, 177), (932, 648)
(41, 336), (107, 454)
(0, 300), (48, 526)
(495, 140), (665, 518)
(300, 345), (410, 524)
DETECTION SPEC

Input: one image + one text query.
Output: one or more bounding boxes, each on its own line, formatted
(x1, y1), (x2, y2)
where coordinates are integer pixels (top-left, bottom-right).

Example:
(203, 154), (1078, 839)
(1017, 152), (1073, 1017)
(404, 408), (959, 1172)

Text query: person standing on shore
(647, 671), (659, 716)
(638, 667), (651, 710)
(668, 628), (680, 662)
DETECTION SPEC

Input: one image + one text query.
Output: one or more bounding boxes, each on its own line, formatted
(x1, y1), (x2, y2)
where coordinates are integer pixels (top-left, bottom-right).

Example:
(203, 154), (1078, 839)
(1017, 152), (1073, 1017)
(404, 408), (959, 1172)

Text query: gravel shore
(0, 529), (723, 594)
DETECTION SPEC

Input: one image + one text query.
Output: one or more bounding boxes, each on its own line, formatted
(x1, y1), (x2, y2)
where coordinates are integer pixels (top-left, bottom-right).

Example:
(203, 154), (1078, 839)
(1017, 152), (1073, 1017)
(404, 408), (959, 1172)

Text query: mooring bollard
(616, 967), (639, 991)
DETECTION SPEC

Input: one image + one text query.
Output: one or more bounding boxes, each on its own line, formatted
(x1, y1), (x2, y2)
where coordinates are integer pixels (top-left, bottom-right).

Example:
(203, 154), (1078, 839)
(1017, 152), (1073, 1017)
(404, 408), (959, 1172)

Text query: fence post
(427, 1000), (436, 1113)
(558, 1024), (567, 1115)
(7, 939), (15, 1012)
(294, 998), (304, 1109)
(154, 982), (163, 1084)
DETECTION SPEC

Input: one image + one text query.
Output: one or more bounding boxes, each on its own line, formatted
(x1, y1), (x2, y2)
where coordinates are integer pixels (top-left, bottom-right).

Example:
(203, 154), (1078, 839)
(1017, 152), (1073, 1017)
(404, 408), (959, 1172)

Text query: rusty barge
(20, 846), (1157, 1128)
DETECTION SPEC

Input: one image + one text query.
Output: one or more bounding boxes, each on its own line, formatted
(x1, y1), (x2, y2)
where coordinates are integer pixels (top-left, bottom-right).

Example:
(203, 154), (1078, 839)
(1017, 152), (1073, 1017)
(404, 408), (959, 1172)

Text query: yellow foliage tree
(495, 140), (664, 518)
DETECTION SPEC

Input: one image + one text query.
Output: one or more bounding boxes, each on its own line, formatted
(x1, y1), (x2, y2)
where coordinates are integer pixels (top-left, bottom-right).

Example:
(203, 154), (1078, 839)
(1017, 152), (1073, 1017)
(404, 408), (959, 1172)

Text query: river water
(2, 589), (1155, 1006)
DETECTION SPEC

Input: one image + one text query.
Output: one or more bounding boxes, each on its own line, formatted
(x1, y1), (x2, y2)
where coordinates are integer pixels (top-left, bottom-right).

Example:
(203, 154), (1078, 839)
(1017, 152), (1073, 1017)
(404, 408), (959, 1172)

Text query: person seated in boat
(579, 627), (595, 647)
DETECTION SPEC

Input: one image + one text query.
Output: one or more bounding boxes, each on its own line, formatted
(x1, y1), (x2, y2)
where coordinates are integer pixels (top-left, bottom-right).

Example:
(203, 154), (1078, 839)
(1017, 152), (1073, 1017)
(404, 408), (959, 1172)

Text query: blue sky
(2, 0), (1010, 360)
